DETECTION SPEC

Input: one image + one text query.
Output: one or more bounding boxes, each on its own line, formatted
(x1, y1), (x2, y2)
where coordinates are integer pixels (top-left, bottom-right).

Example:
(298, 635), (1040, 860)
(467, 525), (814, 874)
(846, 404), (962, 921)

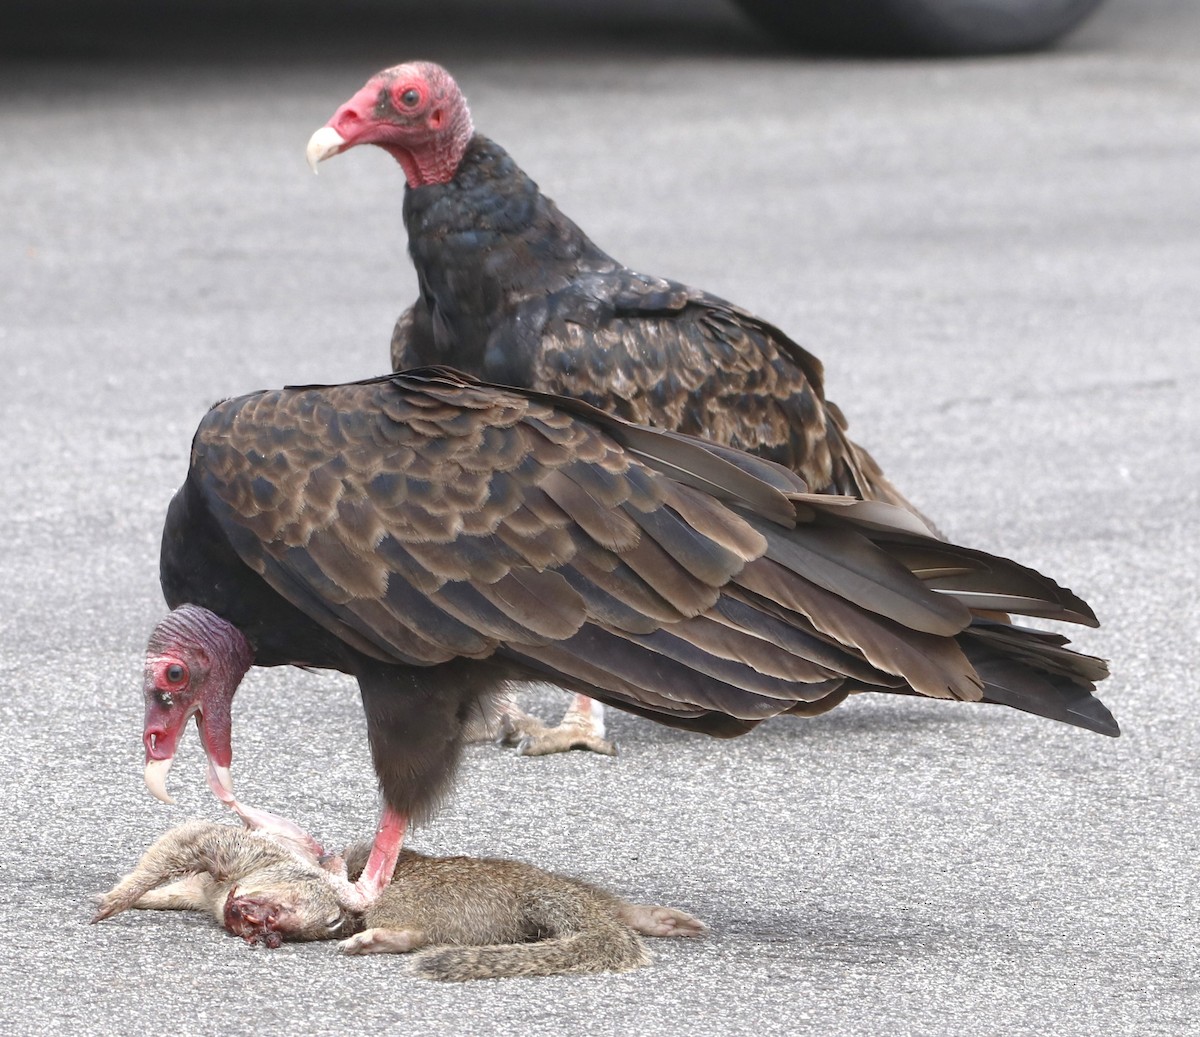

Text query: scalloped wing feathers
(186, 370), (1114, 735)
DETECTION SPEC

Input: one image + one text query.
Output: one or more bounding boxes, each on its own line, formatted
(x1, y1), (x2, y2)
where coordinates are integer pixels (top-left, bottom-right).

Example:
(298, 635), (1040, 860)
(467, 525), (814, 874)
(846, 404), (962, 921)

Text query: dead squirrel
(93, 821), (704, 979)
(92, 820), (355, 947)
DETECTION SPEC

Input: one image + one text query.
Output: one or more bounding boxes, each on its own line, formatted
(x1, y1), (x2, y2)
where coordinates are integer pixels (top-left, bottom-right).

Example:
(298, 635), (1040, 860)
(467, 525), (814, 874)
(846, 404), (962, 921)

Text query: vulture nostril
(144, 729), (167, 757)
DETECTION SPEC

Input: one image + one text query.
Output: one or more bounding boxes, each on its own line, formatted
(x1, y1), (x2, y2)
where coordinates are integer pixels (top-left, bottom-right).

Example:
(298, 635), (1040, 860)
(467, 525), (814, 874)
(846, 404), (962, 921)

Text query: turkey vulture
(142, 367), (1113, 909)
(306, 61), (912, 506)
(306, 60), (935, 751)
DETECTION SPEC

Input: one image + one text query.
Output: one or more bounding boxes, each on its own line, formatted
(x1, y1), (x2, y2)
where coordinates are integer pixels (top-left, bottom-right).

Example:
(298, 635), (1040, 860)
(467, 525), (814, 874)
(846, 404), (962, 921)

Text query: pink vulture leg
(500, 690), (617, 757)
(204, 765), (408, 910)
(321, 805), (408, 911)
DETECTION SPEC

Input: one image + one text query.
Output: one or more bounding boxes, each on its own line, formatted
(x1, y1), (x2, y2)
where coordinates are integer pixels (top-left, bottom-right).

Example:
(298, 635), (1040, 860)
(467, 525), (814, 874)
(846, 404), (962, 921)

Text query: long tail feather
(966, 643), (1118, 737)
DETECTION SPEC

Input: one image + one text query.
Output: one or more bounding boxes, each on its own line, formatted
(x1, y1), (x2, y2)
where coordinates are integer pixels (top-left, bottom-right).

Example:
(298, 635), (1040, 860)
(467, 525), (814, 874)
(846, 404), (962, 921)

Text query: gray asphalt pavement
(2, 1), (1197, 1034)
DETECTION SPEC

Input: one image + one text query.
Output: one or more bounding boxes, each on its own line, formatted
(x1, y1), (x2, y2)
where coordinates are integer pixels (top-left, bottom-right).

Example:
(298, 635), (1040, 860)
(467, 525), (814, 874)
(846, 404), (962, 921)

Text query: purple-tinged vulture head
(142, 604), (253, 807)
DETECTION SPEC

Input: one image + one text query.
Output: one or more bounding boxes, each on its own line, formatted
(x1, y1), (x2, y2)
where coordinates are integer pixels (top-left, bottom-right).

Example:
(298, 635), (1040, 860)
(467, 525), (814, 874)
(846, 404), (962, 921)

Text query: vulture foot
(500, 694), (617, 757)
(323, 804), (409, 911)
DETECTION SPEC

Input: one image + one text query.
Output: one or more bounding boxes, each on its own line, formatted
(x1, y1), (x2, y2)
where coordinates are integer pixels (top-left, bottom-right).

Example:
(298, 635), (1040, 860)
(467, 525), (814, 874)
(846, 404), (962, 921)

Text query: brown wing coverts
(505, 276), (920, 513)
(192, 369), (1113, 735)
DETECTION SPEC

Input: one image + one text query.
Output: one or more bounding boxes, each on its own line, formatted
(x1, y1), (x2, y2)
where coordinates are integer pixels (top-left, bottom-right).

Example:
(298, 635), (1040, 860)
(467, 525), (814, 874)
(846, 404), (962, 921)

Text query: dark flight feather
(176, 370), (1111, 742)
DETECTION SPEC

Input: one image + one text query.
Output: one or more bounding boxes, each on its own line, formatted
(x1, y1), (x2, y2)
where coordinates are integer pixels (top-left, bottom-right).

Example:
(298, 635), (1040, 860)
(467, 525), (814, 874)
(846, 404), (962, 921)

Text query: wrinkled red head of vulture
(307, 61), (474, 188)
(141, 604), (253, 809)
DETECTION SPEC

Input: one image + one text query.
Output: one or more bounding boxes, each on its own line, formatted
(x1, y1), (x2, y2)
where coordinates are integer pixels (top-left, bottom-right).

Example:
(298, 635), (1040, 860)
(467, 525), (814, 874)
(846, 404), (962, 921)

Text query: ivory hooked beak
(306, 126), (347, 173)
(144, 757), (175, 805)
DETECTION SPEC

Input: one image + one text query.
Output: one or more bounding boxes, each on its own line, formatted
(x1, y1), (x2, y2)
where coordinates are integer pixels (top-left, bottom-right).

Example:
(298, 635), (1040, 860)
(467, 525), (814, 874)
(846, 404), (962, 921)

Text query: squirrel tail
(412, 924), (650, 982)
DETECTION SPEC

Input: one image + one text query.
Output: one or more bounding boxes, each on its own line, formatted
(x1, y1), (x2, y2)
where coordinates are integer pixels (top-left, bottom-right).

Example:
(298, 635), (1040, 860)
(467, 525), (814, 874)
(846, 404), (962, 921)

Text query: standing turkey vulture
(306, 60), (936, 752)
(142, 367), (1113, 909)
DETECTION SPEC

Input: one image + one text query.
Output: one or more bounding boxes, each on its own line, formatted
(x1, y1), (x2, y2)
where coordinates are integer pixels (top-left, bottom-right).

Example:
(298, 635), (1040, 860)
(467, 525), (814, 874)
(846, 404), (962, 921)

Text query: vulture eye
(399, 88), (420, 108)
(165, 663), (187, 685)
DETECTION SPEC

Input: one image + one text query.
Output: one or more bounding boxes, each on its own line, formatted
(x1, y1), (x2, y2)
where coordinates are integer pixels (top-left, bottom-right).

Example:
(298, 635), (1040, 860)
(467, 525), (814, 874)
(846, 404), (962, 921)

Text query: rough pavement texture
(1, 1), (1196, 1034)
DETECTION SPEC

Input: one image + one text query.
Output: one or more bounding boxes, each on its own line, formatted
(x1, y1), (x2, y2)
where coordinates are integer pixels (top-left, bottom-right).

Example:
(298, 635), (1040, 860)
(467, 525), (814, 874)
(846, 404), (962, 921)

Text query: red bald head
(307, 61), (474, 187)
(142, 604), (253, 806)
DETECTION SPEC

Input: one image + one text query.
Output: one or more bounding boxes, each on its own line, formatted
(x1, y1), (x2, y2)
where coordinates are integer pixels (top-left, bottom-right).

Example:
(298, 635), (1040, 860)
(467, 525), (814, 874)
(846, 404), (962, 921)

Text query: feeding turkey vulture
(142, 367), (1113, 910)
(306, 60), (937, 752)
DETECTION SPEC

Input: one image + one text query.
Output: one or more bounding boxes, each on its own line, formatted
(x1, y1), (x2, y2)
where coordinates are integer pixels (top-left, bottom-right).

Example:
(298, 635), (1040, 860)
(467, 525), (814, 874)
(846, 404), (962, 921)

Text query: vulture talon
(497, 693), (617, 757)
(515, 730), (618, 758)
(510, 720), (618, 758)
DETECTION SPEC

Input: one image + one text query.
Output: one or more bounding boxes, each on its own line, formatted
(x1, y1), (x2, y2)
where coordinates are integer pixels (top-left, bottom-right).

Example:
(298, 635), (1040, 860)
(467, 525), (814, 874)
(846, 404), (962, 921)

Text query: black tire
(732, 0), (1108, 56)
